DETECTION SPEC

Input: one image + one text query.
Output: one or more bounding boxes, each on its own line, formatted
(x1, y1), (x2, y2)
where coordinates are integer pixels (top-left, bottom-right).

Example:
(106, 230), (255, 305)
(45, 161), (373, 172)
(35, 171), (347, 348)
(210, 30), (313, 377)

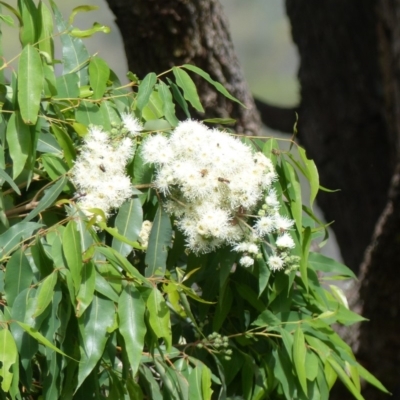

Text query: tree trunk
(285, 0), (395, 273)
(286, 0), (400, 397)
(105, 0), (261, 135)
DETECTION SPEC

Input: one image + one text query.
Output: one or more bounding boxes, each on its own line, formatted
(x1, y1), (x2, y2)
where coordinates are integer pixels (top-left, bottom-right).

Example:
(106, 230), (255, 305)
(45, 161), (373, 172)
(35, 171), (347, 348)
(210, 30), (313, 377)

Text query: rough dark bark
(105, 0), (260, 135)
(286, 1), (400, 398)
(285, 0), (395, 273)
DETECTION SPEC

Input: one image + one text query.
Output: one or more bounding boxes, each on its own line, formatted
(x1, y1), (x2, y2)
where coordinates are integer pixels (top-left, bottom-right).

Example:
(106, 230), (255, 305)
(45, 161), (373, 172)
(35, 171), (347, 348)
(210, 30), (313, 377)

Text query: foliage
(0, 1), (388, 399)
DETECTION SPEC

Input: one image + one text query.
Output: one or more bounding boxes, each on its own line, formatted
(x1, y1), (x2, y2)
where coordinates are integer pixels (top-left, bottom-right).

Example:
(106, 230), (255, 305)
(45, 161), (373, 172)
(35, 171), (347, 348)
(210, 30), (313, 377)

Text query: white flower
(274, 215), (294, 231)
(265, 189), (280, 208)
(122, 112), (143, 136)
(255, 215), (276, 236)
(239, 255), (254, 268)
(276, 233), (295, 249)
(247, 243), (259, 254)
(70, 126), (135, 219)
(268, 254), (285, 271)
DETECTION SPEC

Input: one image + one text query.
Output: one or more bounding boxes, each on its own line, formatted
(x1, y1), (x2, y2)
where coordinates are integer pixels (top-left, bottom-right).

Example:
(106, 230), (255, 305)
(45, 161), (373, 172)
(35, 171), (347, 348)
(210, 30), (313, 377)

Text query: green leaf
(167, 78), (190, 118)
(6, 112), (32, 179)
(0, 221), (42, 259)
(18, 0), (37, 46)
(158, 81), (179, 126)
(33, 270), (58, 317)
(100, 101), (120, 131)
(70, 23), (110, 38)
(38, 2), (54, 60)
(297, 146), (319, 206)
(0, 168), (21, 195)
(0, 14), (15, 27)
(76, 260), (96, 317)
(281, 159), (302, 232)
(51, 124), (76, 167)
(356, 363), (390, 394)
(147, 287), (172, 351)
(77, 294), (115, 389)
(31, 237), (54, 277)
(50, 0), (89, 84)
(145, 206), (172, 277)
(15, 321), (71, 358)
(4, 249), (32, 307)
(41, 153), (69, 180)
(18, 44), (43, 124)
(94, 272), (119, 303)
(112, 198), (143, 257)
(203, 118), (236, 125)
(75, 102), (104, 126)
(308, 252), (356, 279)
(326, 356), (364, 400)
(293, 326), (308, 395)
(63, 220), (83, 293)
(118, 284), (146, 376)
(68, 5), (98, 25)
(305, 350), (319, 381)
(300, 226), (312, 290)
(23, 175), (68, 222)
(182, 64), (245, 107)
(0, 329), (18, 392)
(252, 310), (281, 327)
(89, 56), (110, 100)
(54, 73), (79, 99)
(38, 130), (62, 154)
(136, 73), (157, 114)
(173, 67), (204, 112)
(256, 256), (270, 295)
(96, 246), (148, 285)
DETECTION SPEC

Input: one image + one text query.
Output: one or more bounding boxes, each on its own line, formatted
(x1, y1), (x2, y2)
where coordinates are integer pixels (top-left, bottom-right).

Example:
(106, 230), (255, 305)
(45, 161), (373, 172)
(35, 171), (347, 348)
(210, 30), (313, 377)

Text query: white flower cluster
(138, 220), (152, 249)
(70, 114), (142, 219)
(142, 120), (297, 272)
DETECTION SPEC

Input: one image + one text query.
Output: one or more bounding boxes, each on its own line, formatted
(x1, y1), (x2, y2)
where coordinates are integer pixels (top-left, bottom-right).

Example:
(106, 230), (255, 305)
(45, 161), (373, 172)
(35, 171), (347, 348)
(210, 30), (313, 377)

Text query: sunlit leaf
(0, 329), (18, 392)
(18, 44), (43, 124)
(89, 56), (110, 100)
(293, 326), (307, 395)
(145, 206), (172, 277)
(63, 220), (83, 293)
(136, 72), (157, 114)
(173, 67), (204, 113)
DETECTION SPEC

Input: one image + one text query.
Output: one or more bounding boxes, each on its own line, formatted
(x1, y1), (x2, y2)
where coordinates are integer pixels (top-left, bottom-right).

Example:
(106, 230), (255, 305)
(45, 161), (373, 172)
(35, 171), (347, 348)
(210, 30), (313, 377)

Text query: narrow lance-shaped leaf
(62, 220), (83, 293)
(15, 321), (71, 358)
(136, 72), (157, 113)
(76, 260), (96, 317)
(51, 124), (76, 168)
(18, 0), (37, 46)
(18, 44), (43, 124)
(112, 198), (143, 257)
(173, 67), (204, 112)
(298, 146), (319, 207)
(0, 329), (18, 392)
(77, 294), (115, 389)
(23, 175), (68, 222)
(89, 56), (110, 100)
(293, 325), (308, 396)
(118, 284), (146, 376)
(50, 0), (90, 84)
(158, 81), (180, 126)
(6, 112), (32, 179)
(145, 206), (172, 277)
(300, 226), (312, 290)
(0, 221), (42, 259)
(182, 64), (245, 107)
(33, 271), (58, 317)
(38, 1), (54, 59)
(146, 287), (172, 351)
(4, 248), (33, 307)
